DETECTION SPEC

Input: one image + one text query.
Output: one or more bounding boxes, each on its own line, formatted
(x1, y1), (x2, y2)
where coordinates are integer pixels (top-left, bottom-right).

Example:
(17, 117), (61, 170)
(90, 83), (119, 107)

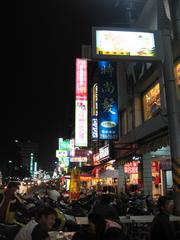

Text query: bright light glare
(37, 180), (41, 185)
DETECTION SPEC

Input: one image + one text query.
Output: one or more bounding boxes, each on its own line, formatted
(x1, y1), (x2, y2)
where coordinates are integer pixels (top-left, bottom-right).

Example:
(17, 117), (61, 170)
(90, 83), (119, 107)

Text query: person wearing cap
(0, 181), (23, 223)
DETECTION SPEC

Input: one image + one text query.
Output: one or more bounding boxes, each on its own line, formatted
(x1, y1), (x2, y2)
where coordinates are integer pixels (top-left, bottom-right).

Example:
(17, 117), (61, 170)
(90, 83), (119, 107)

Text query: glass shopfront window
(143, 82), (161, 121)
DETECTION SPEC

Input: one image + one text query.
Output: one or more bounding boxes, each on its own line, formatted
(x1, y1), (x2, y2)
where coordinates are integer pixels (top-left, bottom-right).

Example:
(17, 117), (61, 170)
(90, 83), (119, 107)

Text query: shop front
(124, 160), (142, 193)
(141, 145), (173, 199)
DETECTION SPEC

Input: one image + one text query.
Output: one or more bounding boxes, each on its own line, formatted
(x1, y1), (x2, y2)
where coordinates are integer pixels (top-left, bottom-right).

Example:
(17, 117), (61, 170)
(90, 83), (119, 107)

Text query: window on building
(143, 82), (161, 121)
(174, 62), (180, 87)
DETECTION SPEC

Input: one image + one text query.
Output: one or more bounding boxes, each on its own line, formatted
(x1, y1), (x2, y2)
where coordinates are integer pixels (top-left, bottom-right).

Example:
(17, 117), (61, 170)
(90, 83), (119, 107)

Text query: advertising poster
(98, 61), (118, 140)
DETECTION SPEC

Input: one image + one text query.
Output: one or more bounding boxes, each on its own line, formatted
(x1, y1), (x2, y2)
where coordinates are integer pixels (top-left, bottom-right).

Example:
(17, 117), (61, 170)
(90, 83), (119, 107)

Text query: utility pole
(157, 0), (180, 215)
(171, 0), (180, 39)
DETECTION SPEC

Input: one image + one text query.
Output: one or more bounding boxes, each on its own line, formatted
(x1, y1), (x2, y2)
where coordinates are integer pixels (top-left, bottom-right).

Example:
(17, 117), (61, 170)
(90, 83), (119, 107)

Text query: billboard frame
(92, 27), (163, 62)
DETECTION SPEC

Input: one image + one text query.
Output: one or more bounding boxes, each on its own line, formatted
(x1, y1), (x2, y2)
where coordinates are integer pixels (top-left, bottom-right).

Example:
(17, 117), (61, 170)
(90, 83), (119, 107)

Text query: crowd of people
(0, 181), (179, 240)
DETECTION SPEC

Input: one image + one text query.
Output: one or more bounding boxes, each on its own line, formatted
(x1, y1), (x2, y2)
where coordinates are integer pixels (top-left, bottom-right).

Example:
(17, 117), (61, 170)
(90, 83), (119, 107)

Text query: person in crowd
(150, 196), (176, 240)
(15, 206), (56, 240)
(47, 184), (60, 203)
(90, 193), (119, 220)
(88, 213), (123, 240)
(0, 181), (23, 223)
(102, 227), (126, 240)
(72, 231), (96, 240)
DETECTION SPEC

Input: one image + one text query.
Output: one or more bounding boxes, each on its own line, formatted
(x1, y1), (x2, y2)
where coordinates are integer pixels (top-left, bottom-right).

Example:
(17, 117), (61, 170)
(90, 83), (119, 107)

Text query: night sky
(1, 0), (143, 171)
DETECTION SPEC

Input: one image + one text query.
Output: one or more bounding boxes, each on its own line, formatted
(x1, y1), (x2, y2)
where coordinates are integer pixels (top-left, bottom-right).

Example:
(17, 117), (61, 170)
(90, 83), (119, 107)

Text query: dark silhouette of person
(150, 196), (176, 240)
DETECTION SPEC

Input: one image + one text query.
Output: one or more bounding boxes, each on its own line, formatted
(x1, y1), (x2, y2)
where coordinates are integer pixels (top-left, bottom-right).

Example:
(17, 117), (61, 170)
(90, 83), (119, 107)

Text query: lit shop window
(143, 82), (161, 121)
(174, 62), (180, 86)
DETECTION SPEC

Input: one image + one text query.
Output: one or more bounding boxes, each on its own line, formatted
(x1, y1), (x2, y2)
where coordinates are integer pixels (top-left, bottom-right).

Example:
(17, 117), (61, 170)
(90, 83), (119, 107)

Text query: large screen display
(92, 27), (162, 61)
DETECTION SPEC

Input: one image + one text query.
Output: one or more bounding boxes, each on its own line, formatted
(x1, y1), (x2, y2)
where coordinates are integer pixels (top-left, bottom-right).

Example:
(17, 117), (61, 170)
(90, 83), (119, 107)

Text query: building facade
(116, 0), (180, 198)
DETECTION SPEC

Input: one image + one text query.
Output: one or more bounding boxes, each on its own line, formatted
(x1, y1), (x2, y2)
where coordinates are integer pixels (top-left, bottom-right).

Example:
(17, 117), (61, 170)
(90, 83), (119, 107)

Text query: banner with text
(75, 59), (88, 147)
(98, 61), (118, 140)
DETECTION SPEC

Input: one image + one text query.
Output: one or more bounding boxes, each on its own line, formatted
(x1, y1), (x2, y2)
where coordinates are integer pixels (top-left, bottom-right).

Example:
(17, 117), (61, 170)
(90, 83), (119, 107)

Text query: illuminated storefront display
(143, 82), (161, 121)
(75, 59), (88, 147)
(174, 62), (180, 86)
(124, 161), (138, 174)
(98, 61), (119, 140)
(124, 161), (139, 185)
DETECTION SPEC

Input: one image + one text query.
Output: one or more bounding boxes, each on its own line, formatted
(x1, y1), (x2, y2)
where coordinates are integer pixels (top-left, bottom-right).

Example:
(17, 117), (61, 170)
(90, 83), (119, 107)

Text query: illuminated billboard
(70, 157), (88, 163)
(92, 27), (162, 61)
(92, 83), (98, 116)
(75, 59), (88, 147)
(59, 138), (70, 151)
(56, 150), (68, 158)
(70, 139), (75, 157)
(92, 116), (98, 140)
(98, 61), (119, 140)
(99, 144), (109, 161)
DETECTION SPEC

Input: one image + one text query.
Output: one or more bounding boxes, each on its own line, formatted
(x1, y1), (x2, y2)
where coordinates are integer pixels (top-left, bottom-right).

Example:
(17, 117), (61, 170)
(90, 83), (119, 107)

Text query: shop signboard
(93, 153), (100, 166)
(59, 138), (70, 151)
(124, 161), (138, 174)
(70, 157), (88, 163)
(75, 58), (88, 147)
(59, 157), (70, 167)
(92, 83), (98, 116)
(92, 27), (162, 62)
(70, 139), (75, 157)
(92, 116), (98, 140)
(75, 149), (88, 157)
(99, 144), (110, 161)
(56, 150), (68, 158)
(98, 61), (118, 140)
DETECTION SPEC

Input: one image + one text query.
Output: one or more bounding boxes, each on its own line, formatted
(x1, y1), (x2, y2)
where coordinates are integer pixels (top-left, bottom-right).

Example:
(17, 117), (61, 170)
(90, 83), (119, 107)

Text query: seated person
(15, 206), (56, 240)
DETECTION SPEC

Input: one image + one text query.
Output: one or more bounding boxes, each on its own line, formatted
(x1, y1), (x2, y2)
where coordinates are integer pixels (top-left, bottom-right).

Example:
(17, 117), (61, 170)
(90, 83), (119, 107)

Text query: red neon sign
(76, 59), (87, 100)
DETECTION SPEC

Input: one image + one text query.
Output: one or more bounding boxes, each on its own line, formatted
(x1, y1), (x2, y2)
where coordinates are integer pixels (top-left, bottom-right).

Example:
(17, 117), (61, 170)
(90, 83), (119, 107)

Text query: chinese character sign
(98, 61), (118, 140)
(75, 59), (88, 147)
(59, 138), (70, 151)
(124, 161), (138, 174)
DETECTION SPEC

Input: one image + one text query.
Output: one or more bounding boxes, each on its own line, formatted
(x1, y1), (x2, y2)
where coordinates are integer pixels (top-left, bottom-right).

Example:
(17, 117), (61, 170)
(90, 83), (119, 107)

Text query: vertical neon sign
(75, 59), (88, 147)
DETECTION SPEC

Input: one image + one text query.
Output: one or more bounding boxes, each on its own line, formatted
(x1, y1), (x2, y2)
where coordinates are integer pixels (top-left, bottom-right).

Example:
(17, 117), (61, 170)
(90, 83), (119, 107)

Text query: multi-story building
(116, 0), (180, 199)
(16, 140), (39, 176)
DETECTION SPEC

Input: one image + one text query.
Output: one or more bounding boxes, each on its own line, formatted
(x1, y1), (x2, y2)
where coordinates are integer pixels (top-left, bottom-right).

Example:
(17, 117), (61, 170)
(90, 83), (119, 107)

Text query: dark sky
(1, 0), (144, 171)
